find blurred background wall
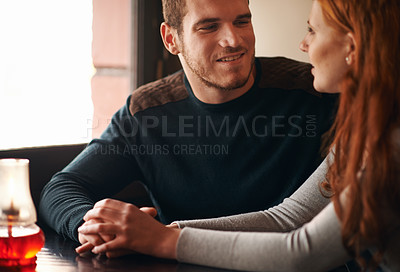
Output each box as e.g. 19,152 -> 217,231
250,0 -> 312,62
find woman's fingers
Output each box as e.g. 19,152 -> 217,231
166,223 -> 179,228
139,207 -> 157,217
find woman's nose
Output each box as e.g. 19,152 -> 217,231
299,37 -> 308,53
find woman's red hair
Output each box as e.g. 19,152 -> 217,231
318,0 -> 400,268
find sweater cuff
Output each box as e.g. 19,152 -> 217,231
68,205 -> 93,242
172,220 -> 189,229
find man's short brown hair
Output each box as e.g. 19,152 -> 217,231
162,0 -> 187,34
161,0 -> 250,34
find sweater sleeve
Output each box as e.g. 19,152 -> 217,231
175,155 -> 332,232
176,202 -> 351,272
39,101 -> 143,242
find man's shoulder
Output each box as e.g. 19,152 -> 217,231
257,57 -> 319,96
129,71 -> 188,115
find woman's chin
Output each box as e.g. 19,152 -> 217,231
313,82 -> 341,94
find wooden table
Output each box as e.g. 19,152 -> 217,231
1,227 -> 352,272
0,227 -> 245,272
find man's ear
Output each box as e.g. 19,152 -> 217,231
345,32 -> 356,65
160,22 -> 180,55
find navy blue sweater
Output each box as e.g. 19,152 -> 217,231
39,57 -> 337,241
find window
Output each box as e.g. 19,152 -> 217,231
0,0 -> 181,150
0,1 -> 93,150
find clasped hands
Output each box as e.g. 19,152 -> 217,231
75,198 -> 180,259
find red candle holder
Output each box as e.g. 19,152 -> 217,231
0,159 -> 45,267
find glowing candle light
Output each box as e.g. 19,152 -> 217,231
0,159 -> 45,267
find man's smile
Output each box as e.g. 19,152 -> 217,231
217,53 -> 244,62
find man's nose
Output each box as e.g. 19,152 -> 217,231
218,25 -> 241,48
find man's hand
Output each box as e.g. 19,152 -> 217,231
77,199 -> 180,259
76,200 -> 158,258
76,218 -> 109,254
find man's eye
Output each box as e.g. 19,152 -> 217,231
199,24 -> 218,31
235,20 -> 250,27
307,26 -> 314,34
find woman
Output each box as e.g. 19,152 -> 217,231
77,0 -> 400,271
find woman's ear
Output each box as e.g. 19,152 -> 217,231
160,22 -> 181,55
345,32 -> 356,65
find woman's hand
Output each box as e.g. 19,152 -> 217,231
77,199 -> 180,259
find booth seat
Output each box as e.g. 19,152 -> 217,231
0,143 -> 153,225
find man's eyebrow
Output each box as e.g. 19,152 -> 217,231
193,13 -> 252,28
236,13 -> 252,20
193,18 -> 220,29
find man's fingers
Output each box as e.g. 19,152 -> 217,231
100,233 -> 116,242
92,240 -> 120,255
106,249 -> 138,258
87,234 -> 105,246
78,223 -> 119,235
85,200 -> 142,223
76,242 -> 94,254
94,198 -> 132,210
84,207 -> 121,222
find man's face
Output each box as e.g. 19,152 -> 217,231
176,0 -> 255,91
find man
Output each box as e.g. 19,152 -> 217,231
40,0 -> 336,256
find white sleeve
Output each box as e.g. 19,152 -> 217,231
175,155 -> 331,232
177,202 -> 351,272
